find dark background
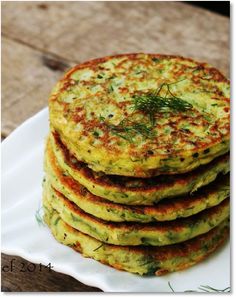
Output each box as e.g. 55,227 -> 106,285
185,1 -> 230,17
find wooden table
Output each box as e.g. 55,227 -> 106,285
2,1 -> 229,292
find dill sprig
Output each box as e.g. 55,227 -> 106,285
35,206 -> 45,227
98,80 -> 193,142
132,80 -> 193,125
168,282 -> 230,293
197,285 -> 231,293
108,120 -> 156,143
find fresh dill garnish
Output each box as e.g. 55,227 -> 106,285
168,281 -> 175,292
35,206 -> 45,227
98,79 -> 193,142
132,80 -> 192,125
168,282 -> 230,293
108,120 -> 156,143
197,285 -> 230,293
130,123 -> 156,138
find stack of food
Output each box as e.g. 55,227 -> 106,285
43,53 -> 230,276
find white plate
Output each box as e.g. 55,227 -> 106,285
1,108 -> 230,292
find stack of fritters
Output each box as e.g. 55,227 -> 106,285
43,54 -> 230,276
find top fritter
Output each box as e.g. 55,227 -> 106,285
49,53 -> 230,177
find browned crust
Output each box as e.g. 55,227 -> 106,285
62,53 -> 229,84
67,216 -> 229,256
52,130 -> 229,193
52,184 -> 229,233
47,136 -> 229,219
69,219 -> 229,275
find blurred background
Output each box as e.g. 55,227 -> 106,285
2,1 -> 230,138
2,1 -> 229,137
186,1 -> 230,16
2,0 -> 230,292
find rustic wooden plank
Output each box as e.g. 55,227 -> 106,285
2,36 -> 74,136
1,254 -> 102,292
2,1 -> 229,76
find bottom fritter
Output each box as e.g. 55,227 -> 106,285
43,196 -> 229,276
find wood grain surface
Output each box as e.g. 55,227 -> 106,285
1,253 -> 102,292
2,0 -> 229,292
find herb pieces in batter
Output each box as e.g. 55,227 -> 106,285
132,81 -> 193,125
99,115 -> 106,122
152,57 -> 160,63
92,130 -> 100,138
93,244 -> 104,252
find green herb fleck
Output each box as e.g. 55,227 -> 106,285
93,131 -> 100,138
152,57 -> 160,62
201,74 -> 213,80
71,212 -> 79,222
99,115 -> 105,122
54,217 -> 60,226
93,244 -> 104,252
108,84 -> 114,92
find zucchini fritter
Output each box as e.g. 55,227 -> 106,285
43,181 -> 229,246
49,54 -> 230,177
48,132 -> 229,205
43,197 -> 229,276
